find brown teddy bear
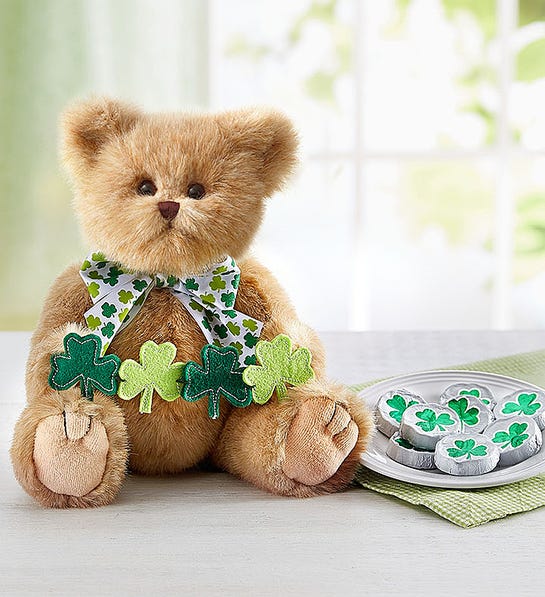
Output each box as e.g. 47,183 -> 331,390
10,98 -> 373,508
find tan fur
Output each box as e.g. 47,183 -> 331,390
11,98 -> 373,507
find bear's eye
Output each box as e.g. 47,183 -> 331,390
137,180 -> 157,196
187,183 -> 205,200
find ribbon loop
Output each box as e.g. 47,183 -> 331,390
80,253 -> 263,362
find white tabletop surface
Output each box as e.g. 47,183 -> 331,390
2,330 -> 545,596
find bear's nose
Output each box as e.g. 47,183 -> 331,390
157,201 -> 180,220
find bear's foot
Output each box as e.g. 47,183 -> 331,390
11,389 -> 128,508
282,397 -> 359,486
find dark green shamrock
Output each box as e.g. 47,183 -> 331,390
447,439 -> 487,459
213,324 -> 228,339
221,292 -> 235,307
244,332 -> 259,349
447,397 -> 479,428
101,322 -> 115,338
166,275 -> 177,287
48,333 -> 120,400
132,279 -> 148,292
101,303 -> 117,318
103,265 -> 124,286
502,393 -> 541,416
415,409 -> 456,432
394,437 -> 429,452
386,394 -> 419,423
181,344 -> 252,419
185,278 -> 199,291
492,422 -> 530,449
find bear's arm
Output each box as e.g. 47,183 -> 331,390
235,257 -> 326,373
25,263 -> 92,399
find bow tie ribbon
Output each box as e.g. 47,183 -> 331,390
80,252 -> 263,364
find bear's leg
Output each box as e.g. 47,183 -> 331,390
11,387 -> 128,508
212,378 -> 374,496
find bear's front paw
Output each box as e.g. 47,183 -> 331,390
33,411 -> 109,497
282,397 -> 359,486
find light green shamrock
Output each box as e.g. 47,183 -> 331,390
118,341 -> 184,414
242,334 -> 314,404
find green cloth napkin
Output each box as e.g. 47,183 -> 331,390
351,347 -> 545,528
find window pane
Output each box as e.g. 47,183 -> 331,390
254,160 -> 355,330
362,159 -> 496,328
512,157 -> 545,326
211,0 -> 357,154
362,0 -> 499,151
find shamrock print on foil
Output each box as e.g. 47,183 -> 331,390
446,439 -> 488,460
415,409 -> 456,432
48,333 -> 120,400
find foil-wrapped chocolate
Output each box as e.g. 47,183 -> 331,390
399,404 -> 461,450
375,388 -> 424,438
434,433 -> 500,476
439,383 -> 496,409
386,433 -> 436,470
493,389 -> 545,430
483,416 -> 543,466
445,395 -> 494,433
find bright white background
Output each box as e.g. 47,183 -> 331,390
1,0 -> 545,332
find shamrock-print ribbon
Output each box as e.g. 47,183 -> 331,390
80,252 -> 263,362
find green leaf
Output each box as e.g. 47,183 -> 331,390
210,275 -> 226,291
386,394 -> 418,423
242,334 -> 315,404
517,38 -> 545,82
49,333 -> 120,400
118,341 -> 184,413
181,344 -> 252,419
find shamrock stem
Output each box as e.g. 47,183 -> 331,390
277,381 -> 288,401
208,391 -> 220,419
81,379 -> 94,401
140,386 -> 154,414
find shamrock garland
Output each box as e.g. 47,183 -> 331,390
48,333 -> 120,400
181,344 -> 253,419
48,332 -> 315,416
118,341 -> 184,414
242,334 -> 315,404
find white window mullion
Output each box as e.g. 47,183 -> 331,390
349,0 -> 370,331
493,0 -> 518,329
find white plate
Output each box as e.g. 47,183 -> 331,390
358,370 -> 545,488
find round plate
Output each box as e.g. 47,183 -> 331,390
358,370 -> 545,488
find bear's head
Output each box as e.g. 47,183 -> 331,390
61,97 -> 298,276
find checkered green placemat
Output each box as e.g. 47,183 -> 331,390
351,348 -> 545,528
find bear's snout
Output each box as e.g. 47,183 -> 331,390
158,201 -> 180,220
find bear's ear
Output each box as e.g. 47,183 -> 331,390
221,109 -> 299,196
61,97 -> 141,175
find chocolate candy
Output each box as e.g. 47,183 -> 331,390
434,433 -> 500,476
386,433 -> 436,470
375,388 -> 424,438
445,395 -> 494,433
440,383 -> 496,409
400,404 -> 461,450
483,417 -> 543,466
493,389 -> 545,430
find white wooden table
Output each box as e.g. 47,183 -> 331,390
2,330 -> 545,596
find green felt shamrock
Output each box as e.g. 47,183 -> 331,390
447,439 -> 488,460
415,408 -> 456,432
181,344 -> 252,419
118,341 -> 184,414
492,422 -> 530,449
48,333 -> 120,400
502,393 -> 541,416
242,334 -> 315,404
386,394 -> 419,423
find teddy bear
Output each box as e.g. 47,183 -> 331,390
10,97 -> 373,508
